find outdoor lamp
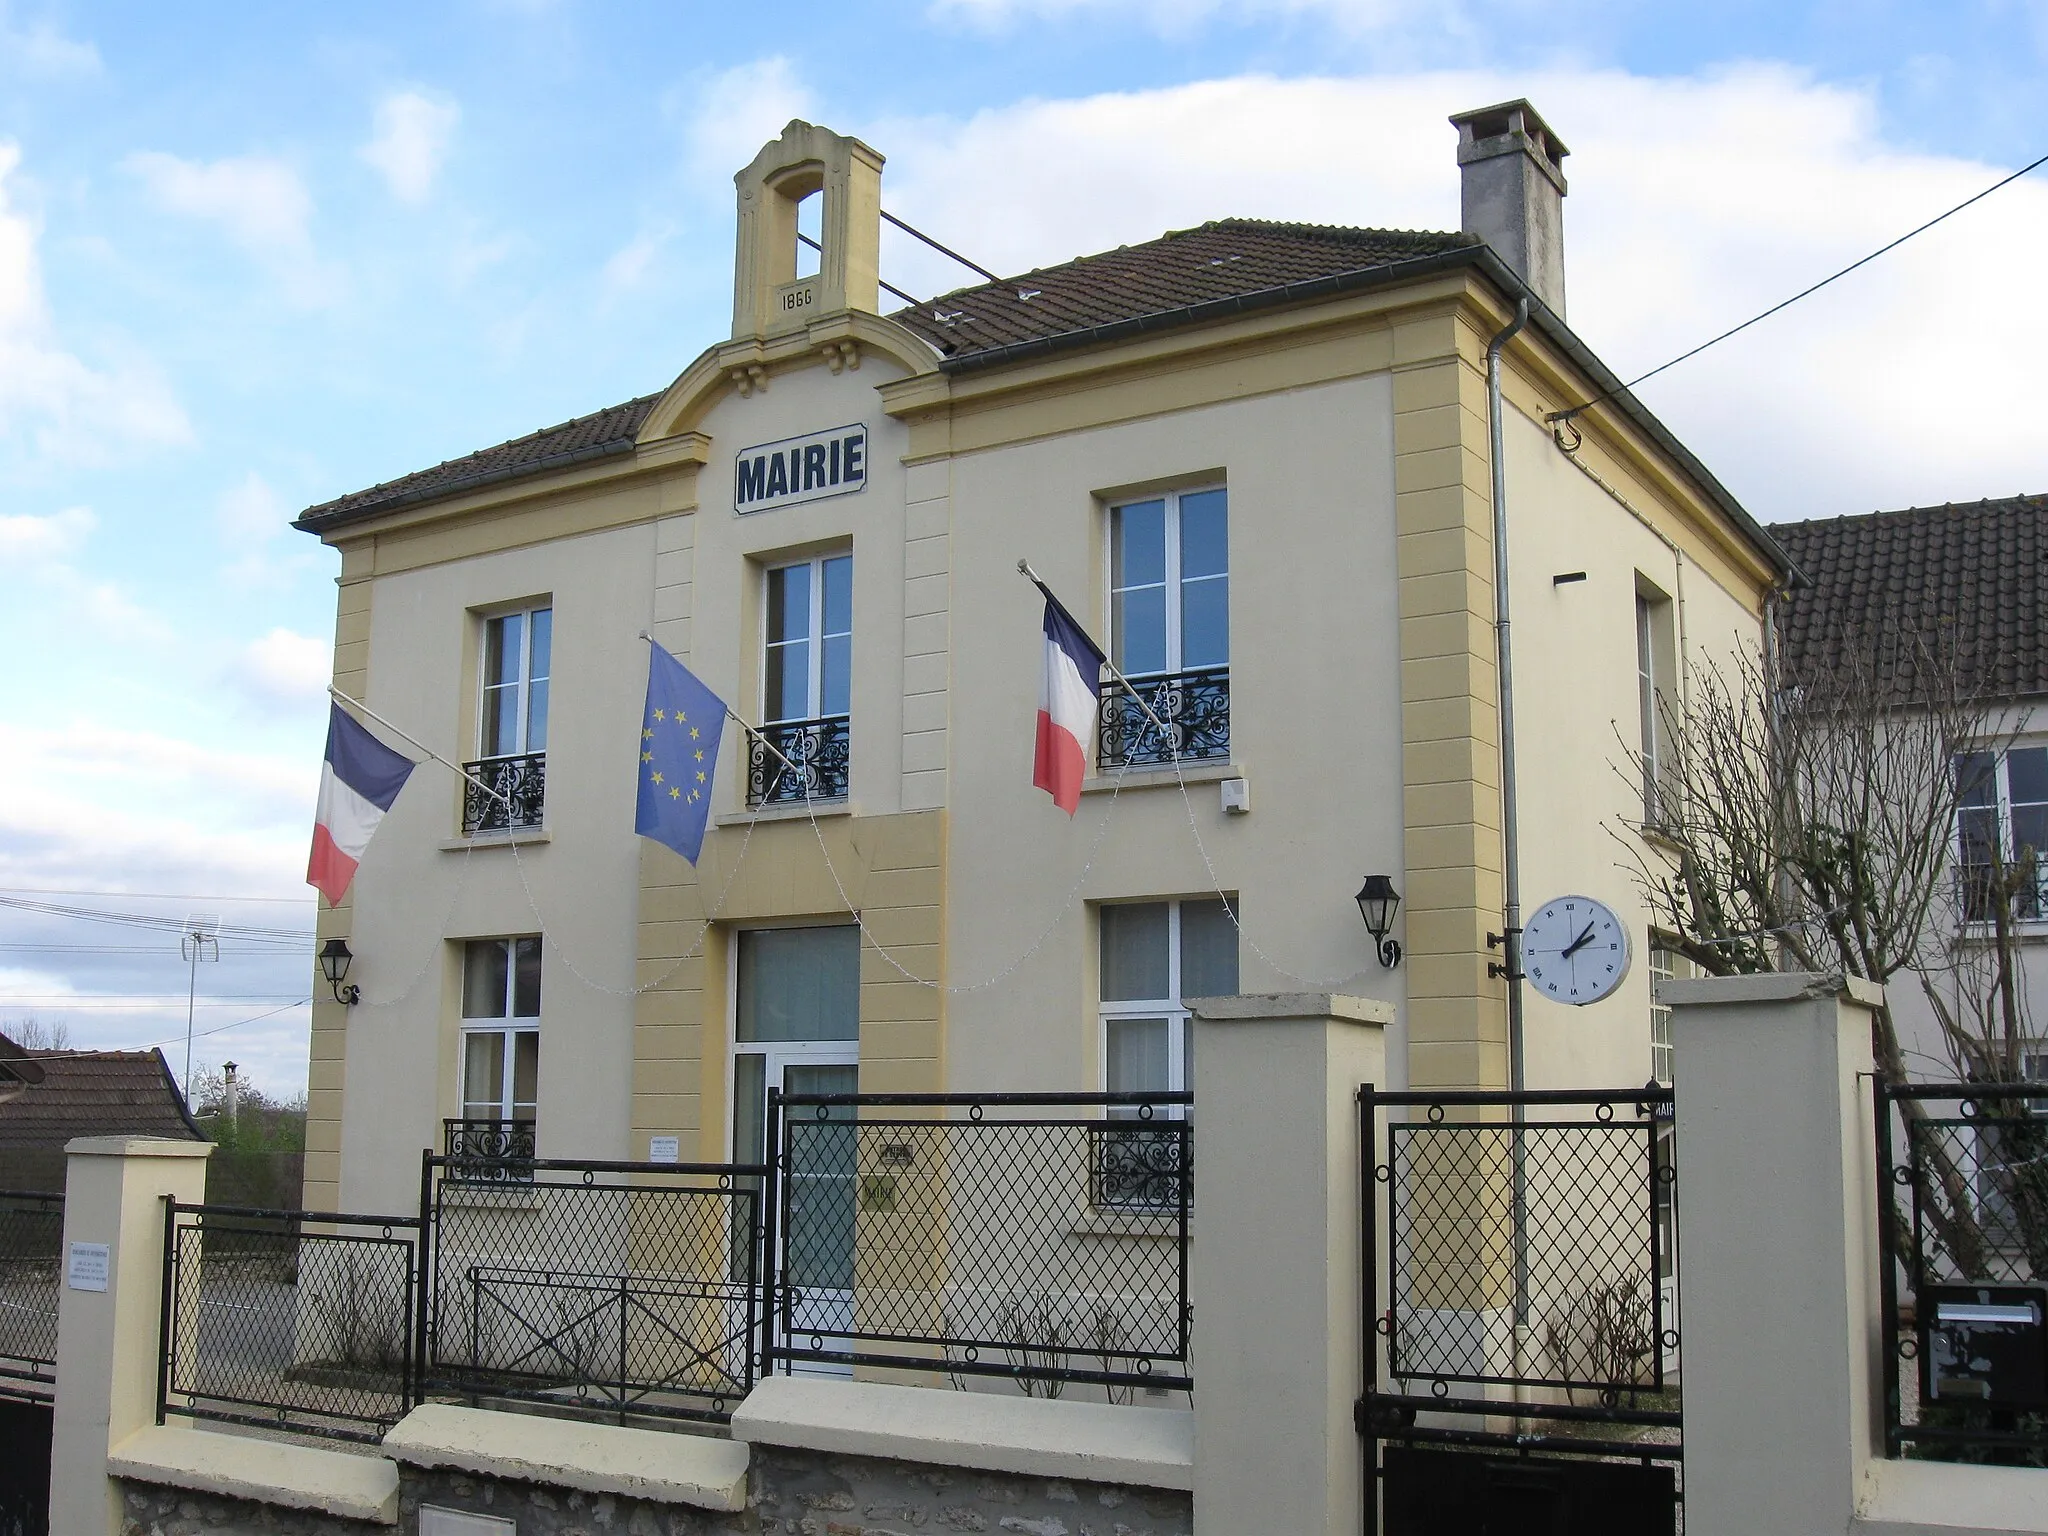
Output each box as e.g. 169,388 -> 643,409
1355,875 -> 1402,969
319,938 -> 361,1006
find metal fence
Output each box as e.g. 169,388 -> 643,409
0,1192 -> 62,1403
421,1154 -> 767,1426
157,1202 -> 420,1442
1876,1080 -> 2048,1466
768,1090 -> 1192,1395
1360,1086 -> 1681,1536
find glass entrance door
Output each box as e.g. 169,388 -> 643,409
731,926 -> 859,1373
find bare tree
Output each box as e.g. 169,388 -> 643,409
4,1017 -> 71,1051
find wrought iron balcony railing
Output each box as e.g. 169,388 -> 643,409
1957,858 -> 2047,924
443,1118 -> 536,1182
748,715 -> 850,807
462,752 -> 546,835
1088,1121 -> 1193,1213
1098,668 -> 1229,770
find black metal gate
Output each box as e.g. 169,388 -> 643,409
1358,1087 -> 1681,1536
0,1399 -> 50,1536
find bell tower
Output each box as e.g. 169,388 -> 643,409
732,120 -> 884,342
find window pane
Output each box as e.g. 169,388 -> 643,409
1957,752 -> 1999,807
1179,899 -> 1240,1000
765,640 -> 809,722
737,926 -> 861,1041
462,940 -> 509,1019
512,937 -> 542,1017
511,1031 -> 539,1119
1180,575 -> 1229,669
527,608 -> 551,682
525,678 -> 549,752
483,684 -> 519,757
767,564 -> 810,645
1960,806 -> 2001,864
2009,747 -> 2048,807
822,556 -> 852,637
462,1031 -> 505,1118
1100,903 -> 1170,1001
1112,501 -> 1166,589
486,614 -> 521,687
732,1053 -> 767,1164
1179,489 -> 1228,579
2013,804 -> 2048,861
1111,586 -> 1167,676
821,634 -> 851,717
1107,1017 -> 1169,1094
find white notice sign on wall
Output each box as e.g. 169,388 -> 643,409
648,1136 -> 680,1164
67,1241 -> 110,1292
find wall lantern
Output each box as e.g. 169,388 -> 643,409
1355,875 -> 1403,969
318,938 -> 361,1007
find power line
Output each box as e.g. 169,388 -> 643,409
0,895 -> 310,944
139,998 -> 311,1051
0,887 -> 314,904
1551,147 -> 2048,424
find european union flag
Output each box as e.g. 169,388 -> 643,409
635,644 -> 727,864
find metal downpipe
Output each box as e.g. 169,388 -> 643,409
1488,296 -> 1531,1092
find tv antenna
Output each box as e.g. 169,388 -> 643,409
179,914 -> 220,1104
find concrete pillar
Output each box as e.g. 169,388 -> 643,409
1189,992 -> 1392,1536
50,1135 -> 212,1536
1660,972 -> 1882,1536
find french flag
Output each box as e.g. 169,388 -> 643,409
1033,597 -> 1106,815
307,702 -> 418,905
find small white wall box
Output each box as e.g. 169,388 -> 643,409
420,1508 -> 515,1536
1922,1283 -> 2048,1407
1220,777 -> 1250,815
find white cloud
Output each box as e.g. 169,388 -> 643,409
0,504 -> 93,562
126,149 -> 337,304
233,628 -> 330,706
682,57 -> 817,189
216,470 -> 284,544
0,7 -> 101,77
0,142 -> 189,457
601,230 -> 662,293
361,90 -> 460,205
868,66 -> 2048,520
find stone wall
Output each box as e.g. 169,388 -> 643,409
118,1481 -> 386,1536
121,1446 -> 1192,1536
403,1446 -> 1190,1536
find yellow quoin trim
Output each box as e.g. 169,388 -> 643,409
631,810 -> 947,1162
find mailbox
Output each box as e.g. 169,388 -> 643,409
1921,1283 -> 2048,1409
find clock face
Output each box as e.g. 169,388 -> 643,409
1522,895 -> 1631,1006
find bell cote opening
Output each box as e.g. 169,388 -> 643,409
732,121 -> 884,341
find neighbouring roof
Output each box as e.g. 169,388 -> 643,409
1771,495 -> 2048,701
292,218 -> 1787,577
0,1048 -> 204,1150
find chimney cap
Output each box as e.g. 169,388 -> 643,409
1449,98 -> 1569,189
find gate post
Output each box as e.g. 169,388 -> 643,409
1188,992 -> 1392,1536
1660,972 -> 1883,1536
49,1135 -> 212,1536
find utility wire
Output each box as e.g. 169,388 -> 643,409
0,887 -> 313,904
139,998 -> 310,1052
1551,147 -> 2048,424
0,894 -> 310,945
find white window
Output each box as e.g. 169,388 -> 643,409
1956,746 -> 2048,922
1108,488 -> 1228,679
1098,898 -> 1238,1112
764,555 -> 852,725
460,938 -> 540,1124
481,605 -> 551,759
1648,943 -> 1689,1087
1636,592 -> 1672,825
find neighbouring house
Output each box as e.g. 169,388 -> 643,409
289,104 -> 1789,1240
0,1036 -> 204,1193
1771,493 -> 2048,1081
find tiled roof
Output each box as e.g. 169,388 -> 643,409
294,393 -> 662,532
885,219 -> 1478,362
0,1048 -> 204,1150
1770,495 -> 2048,700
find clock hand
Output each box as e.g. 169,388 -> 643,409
1560,922 -> 1597,959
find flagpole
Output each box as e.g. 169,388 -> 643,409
1015,559 -> 1175,743
634,632 -> 805,783
326,685 -> 514,812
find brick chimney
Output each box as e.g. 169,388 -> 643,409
1449,99 -> 1569,316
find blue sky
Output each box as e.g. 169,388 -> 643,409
4,0 -> 2047,1098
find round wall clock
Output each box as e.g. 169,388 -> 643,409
1521,894 -> 1631,1006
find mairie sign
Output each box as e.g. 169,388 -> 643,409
734,423 -> 867,515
